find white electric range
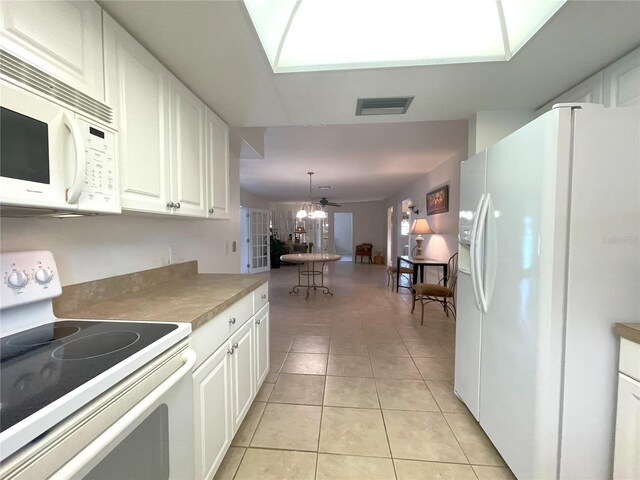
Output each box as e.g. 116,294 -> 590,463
0,251 -> 195,479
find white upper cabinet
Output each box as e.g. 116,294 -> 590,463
603,48 -> 640,108
103,14 -> 171,214
102,5 -> 232,219
169,77 -> 207,218
538,46 -> 639,115
205,109 -> 231,219
0,0 -> 104,100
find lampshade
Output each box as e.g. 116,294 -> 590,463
409,218 -> 433,260
409,218 -> 434,235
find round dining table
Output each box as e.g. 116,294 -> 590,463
280,253 -> 341,299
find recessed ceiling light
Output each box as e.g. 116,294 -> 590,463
243,0 -> 566,73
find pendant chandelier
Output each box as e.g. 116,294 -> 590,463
296,172 -> 327,219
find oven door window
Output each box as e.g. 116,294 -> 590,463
0,107 -> 50,184
83,404 -> 170,480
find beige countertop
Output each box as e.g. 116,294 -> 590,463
60,273 -> 269,330
614,323 -> 640,344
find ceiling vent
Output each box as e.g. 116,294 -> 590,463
356,96 -> 414,116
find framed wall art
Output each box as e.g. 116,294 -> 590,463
426,185 -> 449,215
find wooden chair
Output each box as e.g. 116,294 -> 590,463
411,253 -> 458,325
355,243 -> 373,263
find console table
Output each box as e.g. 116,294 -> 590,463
280,253 -> 341,299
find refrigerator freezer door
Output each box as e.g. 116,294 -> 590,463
454,150 -> 487,420
480,107 -> 573,480
560,106 -> 640,480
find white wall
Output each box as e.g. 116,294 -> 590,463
468,110 -> 535,157
0,153 -> 243,286
240,188 -> 274,210
384,152 -> 466,283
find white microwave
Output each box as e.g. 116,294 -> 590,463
0,78 -> 120,216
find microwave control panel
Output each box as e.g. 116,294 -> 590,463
77,118 -> 119,214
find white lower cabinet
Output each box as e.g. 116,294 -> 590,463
613,373 -> 640,479
254,304 -> 270,388
193,341 -> 232,480
230,319 -> 255,431
191,284 -> 269,480
613,337 -> 640,479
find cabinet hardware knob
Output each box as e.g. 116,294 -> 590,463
166,201 -> 175,208
227,347 -> 235,355
229,317 -> 236,324
256,319 -> 261,325
232,342 -> 239,349
261,294 -> 267,299
209,208 -> 214,213
175,202 -> 181,209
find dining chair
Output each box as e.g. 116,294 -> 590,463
386,266 -> 414,291
411,252 -> 458,324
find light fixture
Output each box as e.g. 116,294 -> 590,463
409,218 -> 434,260
408,204 -> 419,215
243,0 -> 567,73
296,172 -> 327,219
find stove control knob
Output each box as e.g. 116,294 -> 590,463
34,268 -> 53,285
7,270 -> 29,289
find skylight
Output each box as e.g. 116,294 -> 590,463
243,0 -> 566,73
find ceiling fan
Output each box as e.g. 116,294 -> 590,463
306,172 -> 341,208
319,197 -> 341,207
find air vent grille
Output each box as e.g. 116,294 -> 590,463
0,49 -> 113,124
356,96 -> 414,116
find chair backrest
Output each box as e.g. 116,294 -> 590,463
446,252 -> 459,294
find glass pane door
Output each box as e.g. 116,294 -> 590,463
249,208 -> 270,273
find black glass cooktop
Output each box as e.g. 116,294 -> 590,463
0,320 -> 178,432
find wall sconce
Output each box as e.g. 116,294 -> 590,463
408,204 -> 419,215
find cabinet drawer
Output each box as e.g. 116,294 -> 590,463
253,282 -> 269,312
191,294 -> 253,369
620,338 -> 640,382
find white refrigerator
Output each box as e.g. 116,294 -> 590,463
455,104 -> 640,480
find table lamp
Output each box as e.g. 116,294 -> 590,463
409,218 -> 434,260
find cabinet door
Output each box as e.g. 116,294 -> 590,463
613,373 -> 640,479
0,0 -> 104,99
230,320 -> 255,431
103,14 -> 172,215
193,342 -> 233,480
254,304 -> 270,388
170,78 -> 207,217
205,108 -> 230,219
603,47 -> 640,108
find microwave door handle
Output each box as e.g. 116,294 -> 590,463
63,113 -> 86,205
49,349 -> 196,480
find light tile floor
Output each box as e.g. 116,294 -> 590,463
215,262 -> 516,480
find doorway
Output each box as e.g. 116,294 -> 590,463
240,206 -> 271,274
386,206 -> 394,266
333,212 -> 353,262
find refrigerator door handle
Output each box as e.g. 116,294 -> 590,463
469,194 -> 485,310
474,192 -> 491,314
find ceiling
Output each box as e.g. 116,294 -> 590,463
99,1 -> 640,203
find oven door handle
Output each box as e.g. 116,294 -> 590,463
50,349 -> 196,480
